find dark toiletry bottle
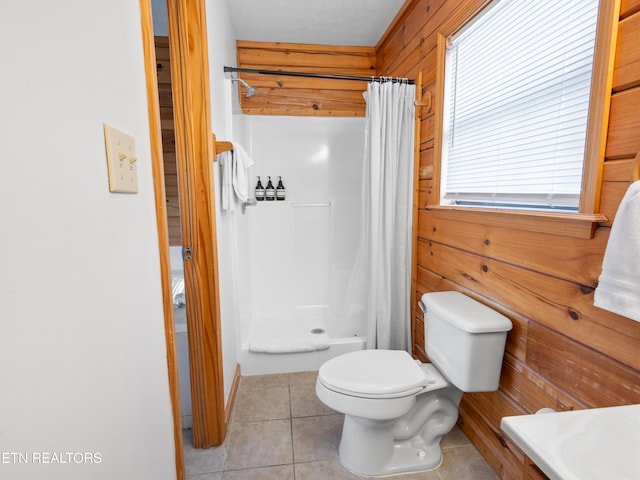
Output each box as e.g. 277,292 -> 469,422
255,177 -> 265,201
265,176 -> 275,201
276,176 -> 286,201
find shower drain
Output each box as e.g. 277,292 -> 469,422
310,328 -> 325,334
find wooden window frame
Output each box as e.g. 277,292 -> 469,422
431,0 -> 621,239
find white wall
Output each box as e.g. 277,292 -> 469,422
0,2 -> 176,479
238,116 -> 365,336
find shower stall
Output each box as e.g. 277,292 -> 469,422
229,114 -> 368,375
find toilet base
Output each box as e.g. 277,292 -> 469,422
338,386 -> 463,476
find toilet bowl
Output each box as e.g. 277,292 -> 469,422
316,291 -> 512,476
316,349 -> 461,475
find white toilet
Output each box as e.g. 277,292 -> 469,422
316,291 -> 512,476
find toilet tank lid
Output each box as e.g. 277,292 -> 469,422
422,291 -> 512,333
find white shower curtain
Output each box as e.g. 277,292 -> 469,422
343,80 -> 416,351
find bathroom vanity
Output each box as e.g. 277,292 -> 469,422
501,404 -> 640,480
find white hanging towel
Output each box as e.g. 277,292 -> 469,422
594,180 -> 640,322
231,141 -> 254,204
219,142 -> 254,211
219,150 -> 235,211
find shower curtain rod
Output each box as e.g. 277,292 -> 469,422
224,66 -> 414,85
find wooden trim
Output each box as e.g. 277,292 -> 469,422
425,206 -> 607,239
410,72 -> 423,356
415,92 -> 431,112
633,150 -> 640,181
440,0 -> 494,38
236,39 -> 376,56
139,0 -> 185,477
431,33 -> 448,204
432,0 -> 617,221
525,459 -> 550,480
215,140 -> 233,156
225,364 -> 242,425
167,0 -> 226,448
580,0 -> 622,213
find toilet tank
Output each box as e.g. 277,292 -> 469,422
422,291 -> 512,392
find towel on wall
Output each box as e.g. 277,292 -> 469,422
219,141 -> 254,211
594,180 -> 640,322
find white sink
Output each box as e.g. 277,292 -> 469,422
501,404 -> 640,480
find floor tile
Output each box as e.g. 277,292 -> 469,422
225,419 -> 293,470
441,425 -> 472,449
233,385 -> 290,422
294,459 -> 366,480
380,469 -> 440,480
287,370 -> 317,387
390,469 -> 441,479
296,458 -> 444,480
436,445 -> 499,480
238,373 -> 289,390
183,371 -> 499,480
183,429 -> 226,476
292,414 -> 343,463
290,382 -> 336,417
222,464 -> 295,480
187,473 -> 223,480
295,458 -> 442,479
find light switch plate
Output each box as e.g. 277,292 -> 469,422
103,123 -> 138,193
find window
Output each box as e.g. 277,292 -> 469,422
440,0 -> 600,212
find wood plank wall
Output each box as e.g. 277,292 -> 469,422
235,41 -> 375,116
375,1 -> 640,479
155,36 -> 182,246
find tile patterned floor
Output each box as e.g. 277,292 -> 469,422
183,371 -> 499,480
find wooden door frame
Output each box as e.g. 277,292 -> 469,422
140,0 -> 225,476
138,0 -> 186,478
166,0 -> 226,449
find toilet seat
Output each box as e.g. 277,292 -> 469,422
318,349 -> 432,399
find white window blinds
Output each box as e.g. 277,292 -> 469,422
441,0 -> 600,211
